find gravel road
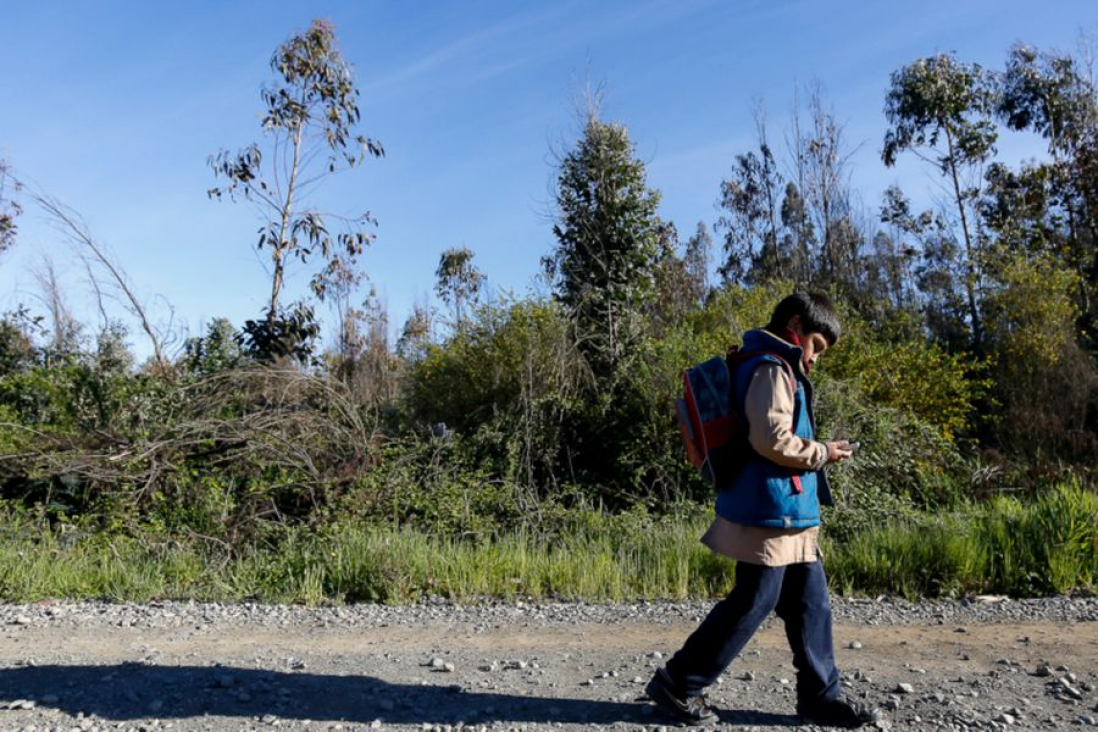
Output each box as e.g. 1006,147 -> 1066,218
1,596 -> 1096,731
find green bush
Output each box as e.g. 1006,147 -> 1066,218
818,378 -> 971,509
404,297 -> 589,496
341,434 -> 529,538
983,253 -> 1098,469
819,306 -> 985,444
405,297 -> 585,433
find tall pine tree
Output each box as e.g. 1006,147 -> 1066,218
546,109 -> 661,378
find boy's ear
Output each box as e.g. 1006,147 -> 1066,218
785,314 -> 802,333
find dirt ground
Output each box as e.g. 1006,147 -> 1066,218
1,606 -> 1096,730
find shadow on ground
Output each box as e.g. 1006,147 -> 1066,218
0,663 -> 802,727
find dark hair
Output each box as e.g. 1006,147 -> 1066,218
766,292 -> 842,345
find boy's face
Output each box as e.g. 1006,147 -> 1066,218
799,331 -> 829,372
788,315 -> 829,372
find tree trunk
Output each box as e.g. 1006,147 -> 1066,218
944,122 -> 984,355
270,251 -> 284,326
270,124 -> 305,327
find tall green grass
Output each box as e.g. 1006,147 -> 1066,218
825,481 -> 1097,598
0,483 -> 1093,604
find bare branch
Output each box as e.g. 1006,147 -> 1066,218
30,190 -> 171,373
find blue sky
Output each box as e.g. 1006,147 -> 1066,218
2,0 -> 1096,359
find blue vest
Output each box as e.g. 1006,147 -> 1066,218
714,329 -> 834,528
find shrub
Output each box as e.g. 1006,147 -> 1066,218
819,307 -> 984,443
404,297 -> 588,495
341,434 -> 529,538
983,253 -> 1098,469
817,378 -> 971,509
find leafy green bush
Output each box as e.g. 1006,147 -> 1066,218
819,307 -> 984,443
341,435 -> 528,538
817,378 -> 971,509
404,297 -> 589,494
982,252 -> 1098,469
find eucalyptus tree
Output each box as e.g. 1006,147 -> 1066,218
323,252 -> 368,367
796,90 -> 862,294
396,299 -> 432,362
714,107 -> 787,285
778,182 -> 815,287
995,43 -> 1098,337
683,221 -> 713,306
435,246 -> 486,329
651,220 -> 695,329
883,53 -> 998,353
720,90 -> 862,293
877,185 -> 929,313
716,140 -> 783,284
208,19 -> 384,335
999,43 -> 1098,190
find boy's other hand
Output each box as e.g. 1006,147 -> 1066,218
826,440 -> 854,464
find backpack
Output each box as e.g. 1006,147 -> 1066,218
675,345 -> 795,488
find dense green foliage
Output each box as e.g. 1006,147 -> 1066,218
1,31 -> 1096,601
546,110 -> 662,379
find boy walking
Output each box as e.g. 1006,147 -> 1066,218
647,293 -> 875,728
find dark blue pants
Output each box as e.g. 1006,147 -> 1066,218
665,560 -> 841,702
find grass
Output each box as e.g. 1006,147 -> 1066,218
825,481 -> 1098,598
0,483 -> 1094,604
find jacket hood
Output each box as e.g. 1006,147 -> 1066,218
742,329 -> 807,377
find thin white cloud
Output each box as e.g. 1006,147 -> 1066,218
648,136 -> 754,176
365,5 -> 568,91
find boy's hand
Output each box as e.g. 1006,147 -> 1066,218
826,440 -> 854,464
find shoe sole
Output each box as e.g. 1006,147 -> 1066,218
644,674 -> 718,726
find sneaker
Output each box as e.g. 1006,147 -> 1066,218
644,667 -> 718,725
796,696 -> 879,728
